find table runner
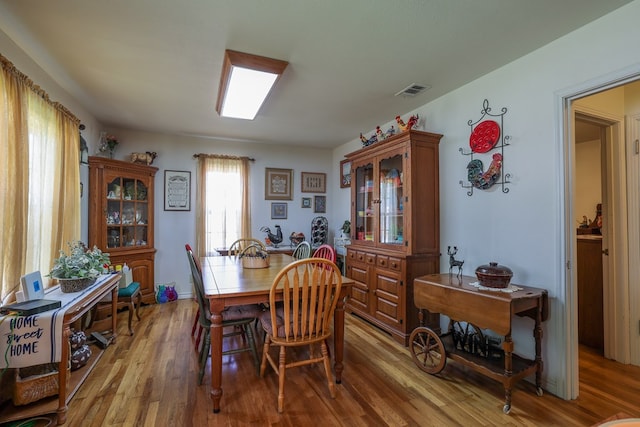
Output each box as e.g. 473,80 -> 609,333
0,274 -> 112,369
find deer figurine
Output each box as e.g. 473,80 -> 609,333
448,246 -> 464,277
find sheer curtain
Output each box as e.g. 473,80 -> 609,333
195,155 -> 251,257
0,54 -> 80,301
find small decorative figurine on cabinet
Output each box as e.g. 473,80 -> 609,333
448,246 -> 464,277
395,114 -> 419,132
130,151 -> 158,165
360,132 -> 377,147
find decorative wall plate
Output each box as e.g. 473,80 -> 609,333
469,120 -> 500,153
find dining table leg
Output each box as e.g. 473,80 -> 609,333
333,291 -> 347,383
209,299 -> 225,413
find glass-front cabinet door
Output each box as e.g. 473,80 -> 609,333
353,160 -> 375,245
378,152 -> 404,247
105,175 -> 150,249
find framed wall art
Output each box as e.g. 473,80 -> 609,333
340,159 -> 351,188
265,168 -> 293,200
301,197 -> 312,208
314,195 -> 326,213
164,170 -> 191,211
301,172 -> 326,193
271,202 -> 288,219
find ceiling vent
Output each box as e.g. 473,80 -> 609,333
395,83 -> 431,97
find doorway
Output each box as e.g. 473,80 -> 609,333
565,79 -> 640,400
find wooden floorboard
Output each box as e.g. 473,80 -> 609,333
24,299 -> 640,426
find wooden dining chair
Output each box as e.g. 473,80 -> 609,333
312,244 -> 336,263
185,245 -> 262,382
259,258 -> 343,413
185,244 -> 206,351
291,241 -> 311,259
228,238 -> 266,258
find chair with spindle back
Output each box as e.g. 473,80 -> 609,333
259,258 -> 343,412
291,241 -> 311,260
312,244 -> 336,263
228,238 -> 266,258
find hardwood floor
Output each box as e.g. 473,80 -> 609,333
57,299 -> 640,426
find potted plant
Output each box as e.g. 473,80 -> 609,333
340,220 -> 351,238
49,241 -> 111,293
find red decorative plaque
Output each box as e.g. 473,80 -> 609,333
469,120 -> 500,153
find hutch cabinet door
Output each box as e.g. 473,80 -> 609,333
372,267 -> 404,328
376,147 -> 407,252
351,158 -> 376,247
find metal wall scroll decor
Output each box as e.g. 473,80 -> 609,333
459,99 -> 511,196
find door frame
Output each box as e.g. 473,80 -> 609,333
627,113 -> 640,366
557,67 -> 639,400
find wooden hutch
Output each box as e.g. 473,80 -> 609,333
88,157 -> 158,304
345,129 -> 442,345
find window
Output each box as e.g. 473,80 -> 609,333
1,54 -> 81,301
195,156 -> 251,256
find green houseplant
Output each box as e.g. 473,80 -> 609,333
340,220 -> 351,238
49,241 -> 111,292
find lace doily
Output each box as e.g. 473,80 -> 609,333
469,281 -> 522,293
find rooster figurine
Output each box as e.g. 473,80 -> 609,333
467,153 -> 503,190
260,225 -> 283,247
360,132 -> 377,147
385,125 -> 396,138
395,114 -> 419,132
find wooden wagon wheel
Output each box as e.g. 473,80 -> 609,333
409,327 -> 446,374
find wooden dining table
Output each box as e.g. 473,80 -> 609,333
200,253 -> 354,413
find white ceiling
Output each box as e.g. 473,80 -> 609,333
0,0 -> 633,148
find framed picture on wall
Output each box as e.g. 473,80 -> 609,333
301,197 -> 312,208
314,195 -> 326,213
164,170 -> 191,211
340,159 -> 351,188
301,172 -> 326,193
265,168 -> 293,200
271,202 -> 288,219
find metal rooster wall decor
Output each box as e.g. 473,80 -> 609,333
459,99 -> 511,196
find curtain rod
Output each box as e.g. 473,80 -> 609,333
193,154 -> 255,161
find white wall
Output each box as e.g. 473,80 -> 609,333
332,0 -> 640,399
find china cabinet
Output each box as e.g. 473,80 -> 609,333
88,157 -> 158,303
344,130 -> 442,345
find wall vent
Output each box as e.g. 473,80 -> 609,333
395,83 -> 431,97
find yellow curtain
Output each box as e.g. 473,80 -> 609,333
0,54 -> 80,301
195,155 -> 251,257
